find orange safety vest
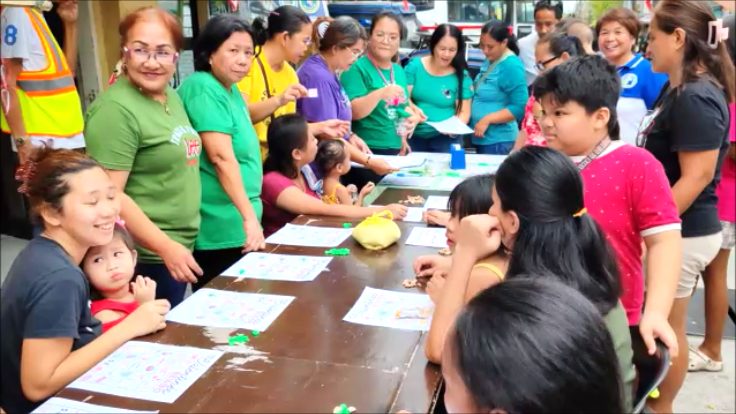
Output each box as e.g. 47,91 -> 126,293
0,6 -> 84,137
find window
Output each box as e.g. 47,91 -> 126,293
515,0 -> 535,24
448,1 -> 510,24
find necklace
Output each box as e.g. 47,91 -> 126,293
131,78 -> 170,116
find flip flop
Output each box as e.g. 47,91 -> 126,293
688,346 -> 723,372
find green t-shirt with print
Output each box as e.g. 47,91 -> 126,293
405,57 -> 473,139
177,71 -> 263,250
85,77 -> 202,263
340,55 -> 410,150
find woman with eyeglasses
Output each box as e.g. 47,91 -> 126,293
85,7 -> 204,308
296,16 -> 396,179
176,15 -> 266,292
340,11 -> 426,189
511,31 -> 585,151
238,5 -> 348,162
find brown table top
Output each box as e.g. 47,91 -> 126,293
57,188 -> 451,413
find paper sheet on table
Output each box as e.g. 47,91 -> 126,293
222,253 -> 332,282
68,342 -> 222,404
426,116 -> 474,135
343,287 -> 434,331
405,227 -> 449,248
424,196 -> 450,210
32,398 -> 159,414
436,176 -> 465,191
351,154 -> 426,170
266,224 -> 353,247
402,207 -> 425,222
166,288 -> 295,331
379,174 -> 435,188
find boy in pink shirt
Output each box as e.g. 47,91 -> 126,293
690,103 -> 736,373
532,55 -> 682,353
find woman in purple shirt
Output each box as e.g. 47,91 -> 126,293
297,17 -> 395,178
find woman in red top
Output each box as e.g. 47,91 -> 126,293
83,223 -> 157,332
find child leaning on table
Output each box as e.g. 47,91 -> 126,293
314,139 -> 375,206
413,174 -> 508,304
82,221 -> 158,333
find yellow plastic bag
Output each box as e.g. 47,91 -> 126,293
352,211 -> 401,251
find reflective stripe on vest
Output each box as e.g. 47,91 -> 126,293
0,7 -> 83,137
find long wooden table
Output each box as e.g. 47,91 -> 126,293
55,189 -> 451,413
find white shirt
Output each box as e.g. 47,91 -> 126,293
1,7 -> 85,150
517,31 -> 539,87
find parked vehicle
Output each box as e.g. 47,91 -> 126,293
327,1 -> 422,49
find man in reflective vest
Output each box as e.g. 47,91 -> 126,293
1,1 -> 84,165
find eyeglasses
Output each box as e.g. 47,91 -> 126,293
347,48 -> 364,59
535,55 -> 559,71
123,47 -> 179,65
373,32 -> 400,44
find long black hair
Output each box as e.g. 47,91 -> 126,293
448,174 -> 495,219
252,5 -> 311,47
481,20 -> 520,56
452,278 -> 625,413
193,14 -> 255,72
263,114 -> 310,179
494,146 -> 621,315
429,24 -> 468,114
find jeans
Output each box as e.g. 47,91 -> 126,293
192,248 -> 244,292
136,262 -> 187,308
475,141 -> 514,155
410,135 -> 463,153
344,148 -> 401,190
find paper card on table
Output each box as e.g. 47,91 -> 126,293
405,227 -> 448,248
32,398 -> 159,414
436,176 -> 464,191
351,154 -> 426,170
266,224 -> 353,247
424,196 -> 450,210
402,207 -> 425,223
221,253 -> 332,281
67,342 -> 222,404
343,287 -> 434,331
379,174 -> 434,188
426,116 -> 474,135
307,88 -> 319,98
166,288 -> 295,331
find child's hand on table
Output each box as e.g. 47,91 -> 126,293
359,182 -> 375,196
423,210 -> 450,227
121,299 -> 170,337
132,276 -> 157,304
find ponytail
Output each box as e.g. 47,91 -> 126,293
252,5 -> 311,48
252,17 -> 268,47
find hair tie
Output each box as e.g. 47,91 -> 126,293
15,160 -> 37,195
508,26 -> 514,36
707,19 -> 730,49
317,21 -> 330,39
270,11 -> 280,16
573,207 -> 587,218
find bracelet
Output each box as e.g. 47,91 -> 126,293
365,155 -> 371,166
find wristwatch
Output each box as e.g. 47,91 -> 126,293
13,135 -> 28,148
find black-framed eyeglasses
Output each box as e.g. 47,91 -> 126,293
535,55 -> 559,71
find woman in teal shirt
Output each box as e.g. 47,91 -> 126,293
340,11 -> 424,187
177,15 -> 264,291
406,24 -> 473,153
471,21 -> 529,155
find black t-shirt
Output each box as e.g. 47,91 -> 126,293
0,237 -> 102,414
638,78 -> 730,238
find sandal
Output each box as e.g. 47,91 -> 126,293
688,346 -> 723,372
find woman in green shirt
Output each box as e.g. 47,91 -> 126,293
340,11 -> 425,188
177,15 -> 265,291
85,7 -> 203,307
406,24 -> 473,153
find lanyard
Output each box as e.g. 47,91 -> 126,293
577,137 -> 612,172
367,53 -> 394,86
